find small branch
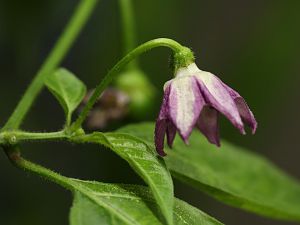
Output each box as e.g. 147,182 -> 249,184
3,0 -> 99,130
119,0 -> 137,54
119,0 -> 138,69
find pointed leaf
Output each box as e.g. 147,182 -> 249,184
74,132 -> 174,225
118,122 -> 300,222
46,68 -> 86,124
69,181 -> 223,225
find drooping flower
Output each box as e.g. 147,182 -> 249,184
155,63 -> 257,156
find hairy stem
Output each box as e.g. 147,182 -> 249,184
71,38 -> 187,131
0,130 -> 68,145
4,146 -> 136,222
3,0 -> 99,130
5,147 -> 75,191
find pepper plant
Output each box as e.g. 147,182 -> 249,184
1,1 -> 300,225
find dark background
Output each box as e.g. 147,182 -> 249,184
0,0 -> 300,224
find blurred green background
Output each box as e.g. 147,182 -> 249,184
0,0 -> 300,224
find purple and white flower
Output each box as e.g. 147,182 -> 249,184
155,63 -> 257,156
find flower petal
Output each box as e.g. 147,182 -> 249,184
157,84 -> 171,120
154,84 -> 171,156
197,106 -> 220,146
154,119 -> 167,156
196,72 -> 245,134
168,76 -> 205,142
223,84 -> 257,134
166,122 -> 176,147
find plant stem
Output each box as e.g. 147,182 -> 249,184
119,0 -> 138,69
5,146 -> 135,221
5,147 -> 75,191
71,38 -> 186,131
3,0 -> 99,130
0,130 -> 68,145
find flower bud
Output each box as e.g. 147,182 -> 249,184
115,68 -> 157,120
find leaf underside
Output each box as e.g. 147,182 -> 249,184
118,122 -> 300,222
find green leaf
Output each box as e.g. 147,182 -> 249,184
45,68 -> 86,125
74,132 -> 174,225
69,180 -> 223,225
118,122 -> 300,222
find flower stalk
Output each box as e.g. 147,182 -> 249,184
71,38 -> 194,132
114,0 -> 158,119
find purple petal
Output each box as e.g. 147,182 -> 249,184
154,84 -> 172,156
166,122 -> 176,147
197,106 -> 220,146
157,84 -> 171,120
168,76 -> 205,142
154,119 -> 167,156
195,72 -> 245,134
222,84 -> 257,134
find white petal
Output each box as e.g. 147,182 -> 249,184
168,76 -> 204,140
195,71 -> 245,133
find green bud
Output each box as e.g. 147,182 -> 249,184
115,68 -> 157,120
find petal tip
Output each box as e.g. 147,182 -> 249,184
240,126 -> 246,135
234,122 -> 246,135
178,130 -> 192,145
157,148 -> 167,157
251,122 -> 258,135
206,137 -> 220,147
183,137 -> 190,145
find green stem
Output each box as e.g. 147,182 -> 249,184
0,130 -> 68,145
3,0 -> 99,130
119,0 -> 136,54
119,0 -> 138,69
5,147 -> 74,191
5,146 -> 137,223
71,38 -> 187,131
